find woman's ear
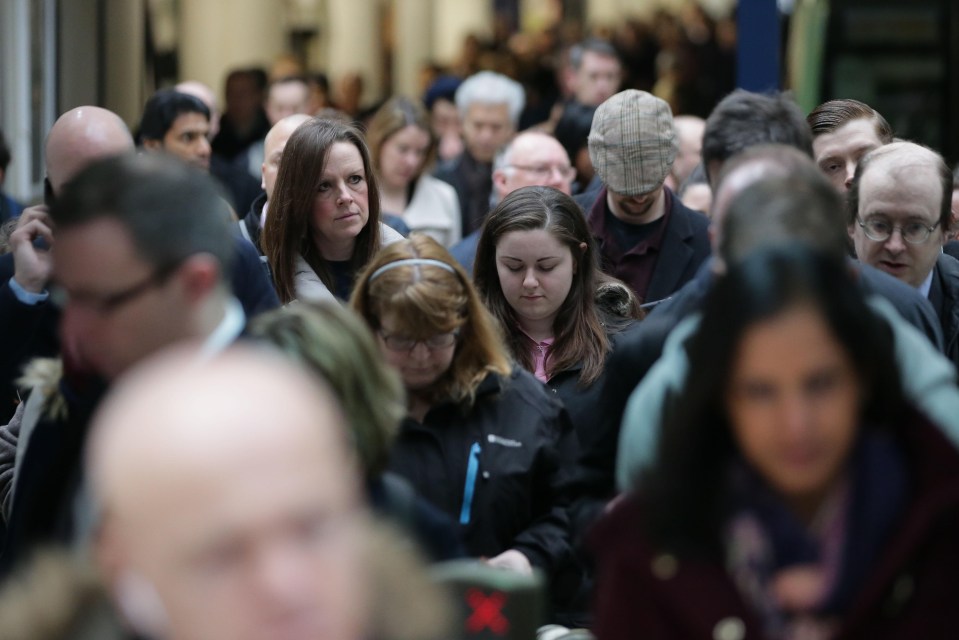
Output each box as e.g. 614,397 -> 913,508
578,242 -> 588,254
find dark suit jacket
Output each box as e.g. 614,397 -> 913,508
583,187 -> 711,306
434,151 -> 493,236
929,253 -> 959,369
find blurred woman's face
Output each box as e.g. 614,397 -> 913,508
311,142 -> 370,261
378,125 -> 430,191
376,312 -> 457,392
726,304 -> 861,514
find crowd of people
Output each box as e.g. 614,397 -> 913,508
0,26 -> 957,640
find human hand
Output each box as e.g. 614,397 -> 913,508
10,205 -> 54,293
485,549 -> 533,576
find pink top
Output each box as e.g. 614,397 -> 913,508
529,337 -> 555,383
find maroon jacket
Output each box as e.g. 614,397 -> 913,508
589,411 -> 959,639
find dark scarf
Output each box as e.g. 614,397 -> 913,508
723,431 -> 908,638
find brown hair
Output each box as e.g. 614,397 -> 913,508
474,186 -> 615,387
366,97 -> 436,183
350,235 -> 511,406
249,302 -> 406,479
807,98 -> 893,143
262,118 -> 382,303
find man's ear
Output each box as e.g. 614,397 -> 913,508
142,138 -> 163,152
176,254 -> 221,304
492,169 -> 508,194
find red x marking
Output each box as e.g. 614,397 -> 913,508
465,588 -> 509,635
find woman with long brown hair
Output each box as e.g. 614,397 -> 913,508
262,118 -> 402,303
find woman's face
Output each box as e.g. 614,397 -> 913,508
311,142 -> 370,260
378,125 -> 430,191
377,312 -> 457,392
726,304 -> 862,511
495,228 -> 575,336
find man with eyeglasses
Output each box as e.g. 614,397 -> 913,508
0,154 -> 245,576
579,90 -> 710,306
849,141 -> 959,367
450,131 -> 575,273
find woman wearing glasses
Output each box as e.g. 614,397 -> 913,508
591,246 -> 959,639
366,97 -> 461,247
350,234 -> 580,581
262,118 -> 402,304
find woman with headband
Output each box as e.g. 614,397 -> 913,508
262,118 -> 403,304
350,234 -> 580,592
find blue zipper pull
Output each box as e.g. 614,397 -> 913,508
459,442 -> 482,525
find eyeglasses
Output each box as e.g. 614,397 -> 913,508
378,329 -> 460,352
856,217 -> 939,245
50,264 -> 180,315
507,164 -> 576,182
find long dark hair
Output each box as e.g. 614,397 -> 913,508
262,118 -> 382,303
474,186 -> 611,387
641,245 -> 906,557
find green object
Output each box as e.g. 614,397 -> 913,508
431,560 -> 546,640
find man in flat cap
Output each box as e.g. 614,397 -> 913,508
577,90 -> 710,307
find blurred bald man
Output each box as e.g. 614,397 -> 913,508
450,131 -> 575,272
238,113 -> 311,257
666,115 -> 705,192
88,347 -> 370,640
0,108 -> 134,426
0,106 -> 277,428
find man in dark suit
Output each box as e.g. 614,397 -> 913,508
576,90 -> 711,307
849,141 -> 959,368
1,154 -> 246,575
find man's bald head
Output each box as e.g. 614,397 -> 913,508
492,131 -> 574,200
45,107 -> 133,194
88,346 -> 367,640
710,144 -> 822,259
671,115 -> 706,188
261,114 -> 313,199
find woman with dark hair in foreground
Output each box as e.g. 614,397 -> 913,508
591,246 -> 959,639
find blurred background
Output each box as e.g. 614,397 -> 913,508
1,0 -> 957,204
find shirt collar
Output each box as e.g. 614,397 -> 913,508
918,269 -> 934,299
199,296 -> 246,359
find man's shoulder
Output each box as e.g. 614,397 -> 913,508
937,253 -> 959,281
433,155 -> 465,183
667,189 -> 710,236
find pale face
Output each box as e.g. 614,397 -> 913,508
53,218 -> 191,379
266,82 -> 310,125
813,118 -> 885,193
851,161 -> 944,288
495,229 -> 575,338
378,125 -> 431,191
727,305 -> 861,513
261,119 -> 309,199
573,51 -> 622,107
494,135 -> 574,199
377,313 -> 456,392
462,103 -> 514,164
607,184 -> 665,223
671,118 -> 705,187
161,113 -> 211,170
109,416 -> 367,640
311,142 -> 370,261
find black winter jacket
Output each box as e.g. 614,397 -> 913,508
388,368 -> 579,575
